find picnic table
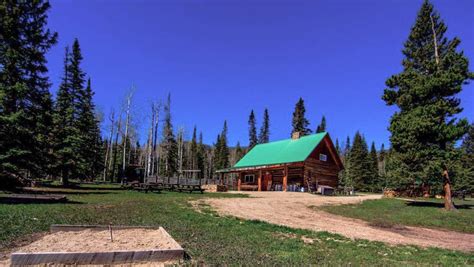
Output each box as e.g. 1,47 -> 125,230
176,184 -> 204,194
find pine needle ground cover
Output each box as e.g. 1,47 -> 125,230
321,198 -> 474,234
1,185 -> 473,265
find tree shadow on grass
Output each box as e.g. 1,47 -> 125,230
19,188 -> 118,195
405,200 -> 473,210
0,196 -> 83,205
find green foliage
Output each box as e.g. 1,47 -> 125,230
322,198 -> 474,233
452,123 -> 474,193
345,132 -> 373,191
161,93 -> 178,177
1,186 -> 472,265
291,97 -> 311,136
234,141 -> 245,163
52,40 -> 101,184
248,110 -> 258,149
258,108 -> 270,144
316,115 -> 326,133
368,142 -> 380,191
0,0 -> 58,186
214,121 -> 230,170
196,132 -> 205,179
382,0 -> 473,192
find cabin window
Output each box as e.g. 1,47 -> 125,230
244,174 -> 255,183
319,153 -> 328,162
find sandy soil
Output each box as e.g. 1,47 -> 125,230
15,228 -> 178,253
199,191 -> 474,252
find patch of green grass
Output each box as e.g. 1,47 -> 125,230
1,186 -> 473,265
322,197 -> 474,233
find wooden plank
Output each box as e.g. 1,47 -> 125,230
12,226 -> 184,265
258,170 -> 262,191
237,173 -> 242,191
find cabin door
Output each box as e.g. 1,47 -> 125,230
263,172 -> 272,191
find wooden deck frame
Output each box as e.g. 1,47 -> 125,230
11,225 -> 184,266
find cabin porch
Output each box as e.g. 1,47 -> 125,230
223,163 -> 311,192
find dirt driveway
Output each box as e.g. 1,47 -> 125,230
199,192 -> 474,252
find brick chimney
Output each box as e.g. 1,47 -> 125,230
291,131 -> 301,140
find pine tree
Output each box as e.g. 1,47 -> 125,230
190,126 -> 198,175
379,143 -> 387,186
339,136 -> 352,187
53,46 -> 80,184
316,116 -> 326,133
347,132 -> 371,191
248,110 -> 258,149
53,39 -> 93,184
455,123 -> 474,193
214,121 -> 229,170
196,132 -> 205,179
335,138 -> 340,155
258,108 -> 270,144
382,0 -> 473,209
161,94 -> 178,177
0,0 -> 58,187
235,142 -> 244,163
369,142 -> 380,191
77,78 -> 102,179
291,97 -> 311,136
213,134 -> 222,172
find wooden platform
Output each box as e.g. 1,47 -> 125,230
0,194 -> 67,203
10,225 -> 184,266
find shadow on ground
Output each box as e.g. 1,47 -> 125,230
405,200 -> 473,210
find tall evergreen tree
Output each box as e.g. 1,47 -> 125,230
258,108 -> 270,144
53,39 -> 92,184
382,0 -> 473,210
248,110 -> 258,149
369,142 -> 380,191
196,132 -> 205,179
0,0 -> 58,186
53,46 -> 79,184
161,94 -> 178,177
316,116 -> 326,133
190,126 -> 198,174
77,78 -> 102,179
455,123 -> 474,193
214,121 -> 229,170
335,138 -> 340,155
235,142 -> 244,163
347,132 -> 371,191
291,97 -> 311,136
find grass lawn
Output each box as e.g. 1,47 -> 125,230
1,185 -> 473,265
321,197 -> 474,233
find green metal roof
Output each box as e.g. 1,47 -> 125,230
233,132 -> 327,169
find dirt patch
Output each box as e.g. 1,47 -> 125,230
15,228 -> 177,253
198,191 -> 474,252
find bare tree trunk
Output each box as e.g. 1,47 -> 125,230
146,105 -> 154,177
152,103 -> 161,176
121,89 -> 134,182
443,169 -> 456,210
430,14 -> 440,66
103,110 -> 115,181
111,114 -> 122,183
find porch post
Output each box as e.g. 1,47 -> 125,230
238,172 -> 242,191
283,165 -> 288,192
258,170 -> 262,191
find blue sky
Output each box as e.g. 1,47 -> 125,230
46,0 -> 474,148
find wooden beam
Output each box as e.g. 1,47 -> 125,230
237,173 -> 242,191
258,170 -> 262,191
283,165 -> 288,192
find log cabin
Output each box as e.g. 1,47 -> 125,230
219,132 -> 343,192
